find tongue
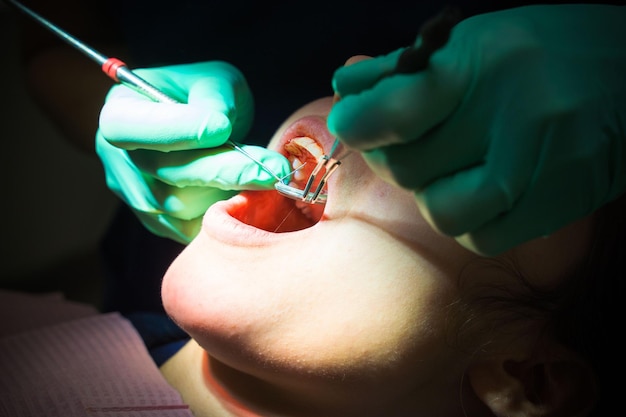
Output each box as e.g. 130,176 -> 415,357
230,190 -> 318,233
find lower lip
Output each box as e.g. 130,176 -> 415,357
202,195 -> 299,247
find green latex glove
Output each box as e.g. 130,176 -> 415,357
96,61 -> 290,244
328,4 -> 626,256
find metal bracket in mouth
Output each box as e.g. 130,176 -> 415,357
274,182 -> 328,205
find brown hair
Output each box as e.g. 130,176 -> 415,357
449,194 -> 626,415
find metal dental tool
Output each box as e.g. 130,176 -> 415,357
274,142 -> 352,205
298,138 -> 352,204
274,6 -> 462,206
4,0 -> 284,183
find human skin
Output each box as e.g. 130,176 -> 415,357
160,97 -> 594,417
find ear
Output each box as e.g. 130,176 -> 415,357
467,341 -> 597,417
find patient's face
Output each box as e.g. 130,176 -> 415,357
161,97 -> 593,416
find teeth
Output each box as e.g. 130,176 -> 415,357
285,136 -> 324,184
285,137 -> 324,161
291,158 -> 306,182
295,200 -> 314,220
283,136 -> 327,214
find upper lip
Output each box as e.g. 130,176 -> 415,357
276,115 -> 336,159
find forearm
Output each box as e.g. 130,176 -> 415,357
25,44 -> 125,154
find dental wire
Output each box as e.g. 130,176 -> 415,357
279,162 -> 307,183
273,206 -> 297,233
4,0 -> 278,179
226,142 -> 284,183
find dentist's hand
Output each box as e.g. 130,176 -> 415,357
328,4 -> 626,256
97,61 -> 290,244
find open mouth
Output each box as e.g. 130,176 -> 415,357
227,137 -> 328,233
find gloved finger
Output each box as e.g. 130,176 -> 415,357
331,48 -> 405,98
178,62 -> 253,142
455,108 -> 622,256
328,45 -> 469,151
96,130 -> 237,218
128,145 -> 290,189
134,61 -> 249,104
359,108 -> 488,190
100,90 -> 233,152
453,167 -> 592,256
133,210 -> 203,245
412,120 -> 542,238
414,165 -> 517,239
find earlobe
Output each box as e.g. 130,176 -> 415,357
467,345 -> 597,417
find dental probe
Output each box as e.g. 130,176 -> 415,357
4,0 -> 283,183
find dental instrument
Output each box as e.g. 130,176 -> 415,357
274,139 -> 351,205
3,0 -> 283,184
274,6 -> 462,205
